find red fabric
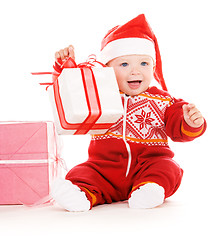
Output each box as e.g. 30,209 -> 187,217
101,14 -> 167,91
164,98 -> 207,142
66,138 -> 183,206
65,86 -> 206,207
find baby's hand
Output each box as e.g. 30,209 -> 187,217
55,45 -> 75,64
182,103 -> 204,128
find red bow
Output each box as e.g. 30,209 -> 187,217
32,55 -> 106,90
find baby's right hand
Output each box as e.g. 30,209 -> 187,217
55,45 -> 75,63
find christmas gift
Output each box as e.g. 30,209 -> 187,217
41,56 -> 124,135
0,121 -> 62,205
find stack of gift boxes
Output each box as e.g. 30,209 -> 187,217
0,57 -> 123,205
0,121 -> 61,205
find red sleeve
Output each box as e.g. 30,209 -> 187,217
164,98 -> 207,142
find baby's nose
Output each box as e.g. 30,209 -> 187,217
131,67 -> 141,75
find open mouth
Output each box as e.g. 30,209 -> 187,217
127,80 -> 142,89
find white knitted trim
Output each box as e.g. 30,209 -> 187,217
100,38 -> 156,64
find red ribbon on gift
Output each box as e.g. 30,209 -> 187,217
33,56 -> 114,134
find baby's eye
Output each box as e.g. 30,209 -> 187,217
141,62 -> 148,66
120,62 -> 128,67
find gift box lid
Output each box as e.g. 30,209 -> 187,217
0,121 -> 56,161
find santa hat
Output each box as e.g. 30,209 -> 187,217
100,14 -> 167,91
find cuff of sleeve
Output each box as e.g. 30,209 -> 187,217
79,186 -> 97,209
181,119 -> 206,138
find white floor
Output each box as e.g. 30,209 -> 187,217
0,186 -> 214,240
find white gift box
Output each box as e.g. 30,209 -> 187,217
48,61 -> 123,135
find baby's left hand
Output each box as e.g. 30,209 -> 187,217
182,103 -> 204,128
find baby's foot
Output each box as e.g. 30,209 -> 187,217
128,183 -> 165,209
51,178 -> 90,212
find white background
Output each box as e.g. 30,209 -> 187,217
0,0 -> 214,239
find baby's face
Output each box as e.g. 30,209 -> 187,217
107,55 -> 154,96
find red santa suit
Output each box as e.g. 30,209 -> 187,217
58,14 -> 207,209
65,86 -> 206,208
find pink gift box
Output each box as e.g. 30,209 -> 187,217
0,121 -> 61,205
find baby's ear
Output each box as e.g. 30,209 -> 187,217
153,65 -> 156,72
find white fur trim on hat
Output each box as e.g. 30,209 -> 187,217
100,38 -> 156,64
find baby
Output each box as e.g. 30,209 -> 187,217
51,14 -> 206,211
